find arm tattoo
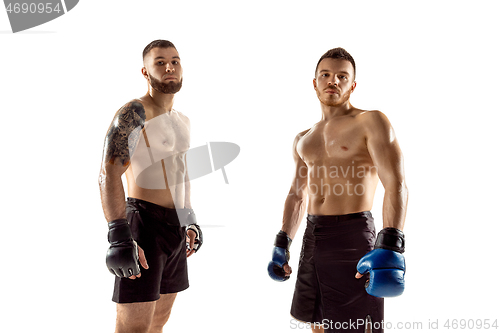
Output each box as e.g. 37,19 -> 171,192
103,101 -> 146,166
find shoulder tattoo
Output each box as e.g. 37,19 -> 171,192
103,101 -> 146,166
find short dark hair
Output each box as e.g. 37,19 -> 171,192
142,40 -> 177,60
315,47 -> 356,79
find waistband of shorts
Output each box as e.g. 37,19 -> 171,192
307,211 -> 372,225
127,197 -> 177,213
126,198 -> 193,226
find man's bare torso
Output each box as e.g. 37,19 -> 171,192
296,109 -> 379,215
125,97 -> 190,209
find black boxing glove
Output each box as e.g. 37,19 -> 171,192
106,219 -> 140,278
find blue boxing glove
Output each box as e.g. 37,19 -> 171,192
268,231 -> 292,282
356,228 -> 406,297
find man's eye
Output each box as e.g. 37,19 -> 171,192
172,61 -> 179,65
157,61 -> 164,65
322,73 -> 329,77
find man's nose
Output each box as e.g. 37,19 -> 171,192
328,76 -> 339,86
166,63 -> 175,73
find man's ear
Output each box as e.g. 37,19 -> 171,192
351,81 -> 357,93
313,78 -> 317,91
141,67 -> 148,79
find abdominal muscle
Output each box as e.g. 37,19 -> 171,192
125,158 -> 186,209
305,162 -> 379,216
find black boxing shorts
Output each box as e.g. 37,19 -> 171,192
290,212 -> 384,333
112,198 -> 189,303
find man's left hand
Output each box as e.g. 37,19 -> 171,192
186,229 -> 197,257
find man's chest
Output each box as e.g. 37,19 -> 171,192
297,119 -> 368,164
129,112 -> 190,165
141,113 -> 190,154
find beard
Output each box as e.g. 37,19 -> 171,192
317,90 -> 350,107
149,74 -> 183,94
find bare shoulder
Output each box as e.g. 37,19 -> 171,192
358,110 -> 393,133
292,128 -> 311,160
294,128 -> 311,144
298,127 -> 312,138
361,109 -> 390,121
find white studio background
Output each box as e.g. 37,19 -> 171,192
1,1 -> 499,332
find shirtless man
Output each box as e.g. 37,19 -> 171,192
268,48 -> 408,333
99,40 -> 202,333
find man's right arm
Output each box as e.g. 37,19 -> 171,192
98,101 -> 146,221
268,131 -> 309,281
281,131 -> 309,240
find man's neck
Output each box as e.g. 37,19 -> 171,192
146,88 -> 175,113
320,100 -> 354,120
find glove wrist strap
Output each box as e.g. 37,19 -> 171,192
107,219 -> 133,244
274,231 -> 292,251
375,227 -> 405,253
